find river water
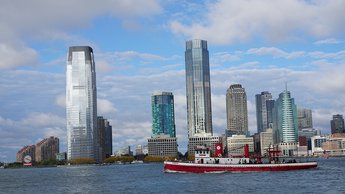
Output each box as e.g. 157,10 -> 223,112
0,157 -> 344,194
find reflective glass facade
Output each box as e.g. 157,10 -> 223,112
273,90 -> 298,143
185,40 -> 213,137
66,46 -> 99,161
255,91 -> 273,133
152,92 -> 176,137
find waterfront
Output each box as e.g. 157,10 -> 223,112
0,157 -> 344,194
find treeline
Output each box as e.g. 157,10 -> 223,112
103,156 -> 135,163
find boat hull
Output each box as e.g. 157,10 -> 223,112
164,161 -> 318,173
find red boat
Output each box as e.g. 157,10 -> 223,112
164,144 -> 317,173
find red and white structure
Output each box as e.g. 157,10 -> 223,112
164,144 -> 317,173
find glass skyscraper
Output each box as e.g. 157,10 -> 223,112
185,39 -> 213,137
226,84 -> 248,133
66,46 -> 99,162
273,90 -> 298,143
255,91 -> 273,133
152,92 -> 176,137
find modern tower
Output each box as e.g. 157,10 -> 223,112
97,116 -> 113,161
185,39 -> 213,137
66,46 -> 99,162
297,108 -> 313,130
226,84 -> 248,133
273,89 -> 298,143
330,114 -> 345,134
151,92 -> 176,138
255,91 -> 273,133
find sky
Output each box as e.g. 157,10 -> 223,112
1,0 -> 345,162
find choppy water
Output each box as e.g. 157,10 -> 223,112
0,157 -> 344,194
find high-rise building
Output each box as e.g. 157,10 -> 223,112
331,114 -> 345,134
104,119 -> 113,158
255,91 -> 273,133
152,92 -> 176,138
266,100 -> 275,129
16,145 -> 35,163
66,46 -> 99,162
97,116 -> 113,161
149,92 -> 177,157
273,89 -> 298,144
298,108 -> 313,130
185,39 -> 213,137
226,84 -> 248,133
35,136 -> 59,162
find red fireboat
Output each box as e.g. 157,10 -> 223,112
164,144 -> 317,173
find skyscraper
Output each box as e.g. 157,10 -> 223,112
297,108 -> 313,130
66,46 -> 99,162
255,91 -> 273,133
273,89 -> 298,143
151,92 -> 176,137
97,116 -> 113,161
226,84 -> 248,133
331,114 -> 345,134
185,39 -> 213,137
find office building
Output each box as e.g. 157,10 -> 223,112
148,134 -> 178,157
227,135 -> 254,157
188,136 -> 223,156
66,46 -> 99,162
331,114 -> 345,134
298,128 -> 321,150
35,136 -> 59,162
273,89 -> 298,144
97,116 -> 113,161
255,91 -> 273,133
260,128 -> 274,156
185,39 -> 213,137
226,84 -> 248,133
298,108 -> 313,130
311,136 -> 327,156
152,92 -> 176,137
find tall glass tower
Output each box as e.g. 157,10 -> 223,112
185,39 -> 213,137
255,91 -> 273,133
273,90 -> 298,143
66,46 -> 99,162
152,92 -> 176,137
226,84 -> 248,133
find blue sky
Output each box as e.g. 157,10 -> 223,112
1,0 -> 345,162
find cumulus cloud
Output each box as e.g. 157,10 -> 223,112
170,0 -> 345,44
97,99 -> 117,115
0,0 -> 162,69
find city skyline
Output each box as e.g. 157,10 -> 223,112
1,1 -> 345,162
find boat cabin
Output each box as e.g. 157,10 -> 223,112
194,145 -> 249,165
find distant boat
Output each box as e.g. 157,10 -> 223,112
164,144 -> 317,173
131,160 -> 144,164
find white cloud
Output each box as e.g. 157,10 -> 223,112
170,0 -> 345,44
314,38 -> 343,45
0,0 -> 162,69
0,42 -> 38,69
55,94 -> 66,108
97,99 -> 117,115
20,112 -> 65,128
246,47 -> 305,59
